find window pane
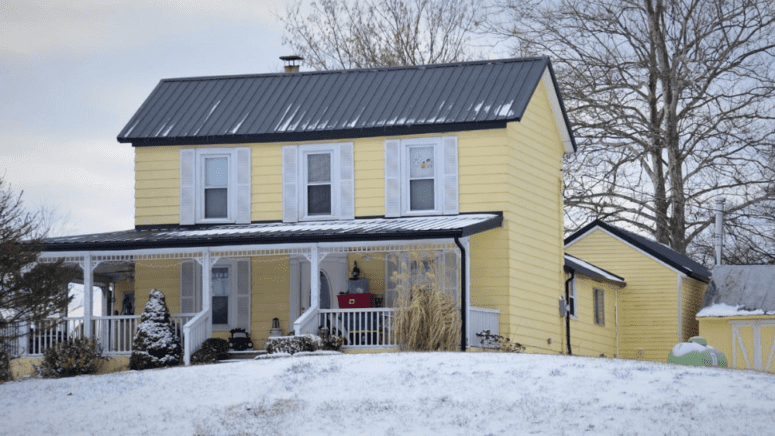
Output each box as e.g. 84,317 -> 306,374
212,267 -> 229,296
205,157 -> 228,187
410,179 -> 434,210
205,188 -> 228,218
307,153 -> 331,183
308,185 -> 332,215
212,296 -> 228,325
410,146 -> 434,178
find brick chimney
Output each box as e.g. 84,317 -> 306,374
280,55 -> 303,73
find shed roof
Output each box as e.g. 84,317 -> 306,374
698,265 -> 775,317
117,57 -> 576,151
564,254 -> 625,285
564,220 -> 711,283
41,213 -> 502,252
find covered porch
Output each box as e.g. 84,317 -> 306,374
17,214 -> 502,365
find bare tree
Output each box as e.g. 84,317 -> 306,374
0,177 -> 79,362
279,0 -> 485,70
488,0 -> 775,257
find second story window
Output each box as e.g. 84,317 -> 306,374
282,143 -> 354,222
385,136 -> 458,217
179,147 -> 251,225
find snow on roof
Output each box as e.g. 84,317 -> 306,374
699,265 -> 775,316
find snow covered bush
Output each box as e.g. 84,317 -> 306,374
391,251 -> 460,351
318,327 -> 344,351
37,337 -> 107,378
130,289 -> 181,370
265,335 -> 320,355
191,338 -> 230,365
0,349 -> 10,382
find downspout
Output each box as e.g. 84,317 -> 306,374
564,270 -> 574,355
454,237 -> 467,352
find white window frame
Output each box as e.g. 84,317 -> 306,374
298,144 -> 341,221
569,277 -> 578,319
211,258 -> 238,331
593,288 -> 605,326
196,148 -> 238,224
400,137 -> 444,216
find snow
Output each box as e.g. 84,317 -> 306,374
697,303 -> 774,317
2,352 -> 774,435
671,342 -> 716,357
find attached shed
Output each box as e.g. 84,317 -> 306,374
697,265 -> 775,373
565,220 -> 710,362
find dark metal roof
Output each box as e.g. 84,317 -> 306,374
41,213 -> 502,252
564,220 -> 711,283
564,254 -> 625,284
699,265 -> 775,315
117,58 -> 576,149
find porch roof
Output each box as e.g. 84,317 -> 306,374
41,213 -> 502,252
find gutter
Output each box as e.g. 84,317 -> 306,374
564,270 -> 574,355
454,237 -> 467,352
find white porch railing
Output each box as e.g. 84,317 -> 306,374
183,310 -> 210,366
11,313 -> 197,357
468,306 -> 501,348
319,308 -> 397,349
294,306 -> 319,336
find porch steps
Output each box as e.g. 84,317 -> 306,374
219,349 -> 265,362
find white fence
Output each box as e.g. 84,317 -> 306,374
10,313 -> 197,357
318,308 -> 396,349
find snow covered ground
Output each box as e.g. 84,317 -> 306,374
2,352 -> 774,435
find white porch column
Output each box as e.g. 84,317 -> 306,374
310,244 -> 320,310
82,253 -> 93,338
462,237 -> 471,348
202,249 -> 212,338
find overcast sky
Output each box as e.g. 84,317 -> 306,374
1,0 -> 289,236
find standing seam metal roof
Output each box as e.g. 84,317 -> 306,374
117,57 -> 576,148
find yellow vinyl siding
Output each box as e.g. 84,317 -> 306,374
248,256 -> 289,347
566,228 -> 680,362
681,277 -> 706,340
500,77 -> 565,354
134,260 -> 182,313
567,274 -> 620,357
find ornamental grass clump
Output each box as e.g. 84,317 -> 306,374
392,251 -> 460,351
130,289 -> 181,370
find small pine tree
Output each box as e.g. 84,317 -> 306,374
130,289 -> 181,370
0,349 -> 10,383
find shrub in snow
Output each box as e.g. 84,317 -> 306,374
317,327 -> 344,351
476,330 -> 525,353
265,335 -> 320,355
130,289 -> 181,370
191,338 -> 230,365
0,349 -> 10,382
37,337 -> 107,378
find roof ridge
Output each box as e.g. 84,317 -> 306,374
158,57 -> 550,83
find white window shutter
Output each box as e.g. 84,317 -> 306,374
235,147 -> 252,224
180,260 -> 196,313
340,143 -> 355,219
384,139 -> 401,217
179,149 -> 196,225
442,136 -> 459,215
236,259 -> 251,332
282,146 -> 298,223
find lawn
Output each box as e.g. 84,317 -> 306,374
1,352 -> 773,435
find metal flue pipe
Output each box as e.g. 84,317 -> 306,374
715,197 -> 725,265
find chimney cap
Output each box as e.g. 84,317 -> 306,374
280,55 -> 303,63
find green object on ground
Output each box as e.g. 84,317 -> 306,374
667,336 -> 727,367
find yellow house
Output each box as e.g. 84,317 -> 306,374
565,220 -> 711,362
11,57 -> 577,376
698,265 -> 775,373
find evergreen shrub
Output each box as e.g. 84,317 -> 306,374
265,335 -> 320,355
130,289 -> 182,370
37,337 -> 107,378
0,349 -> 10,382
191,338 -> 230,365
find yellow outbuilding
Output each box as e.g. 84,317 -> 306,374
697,265 -> 775,373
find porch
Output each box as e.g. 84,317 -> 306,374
20,214 -> 502,365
